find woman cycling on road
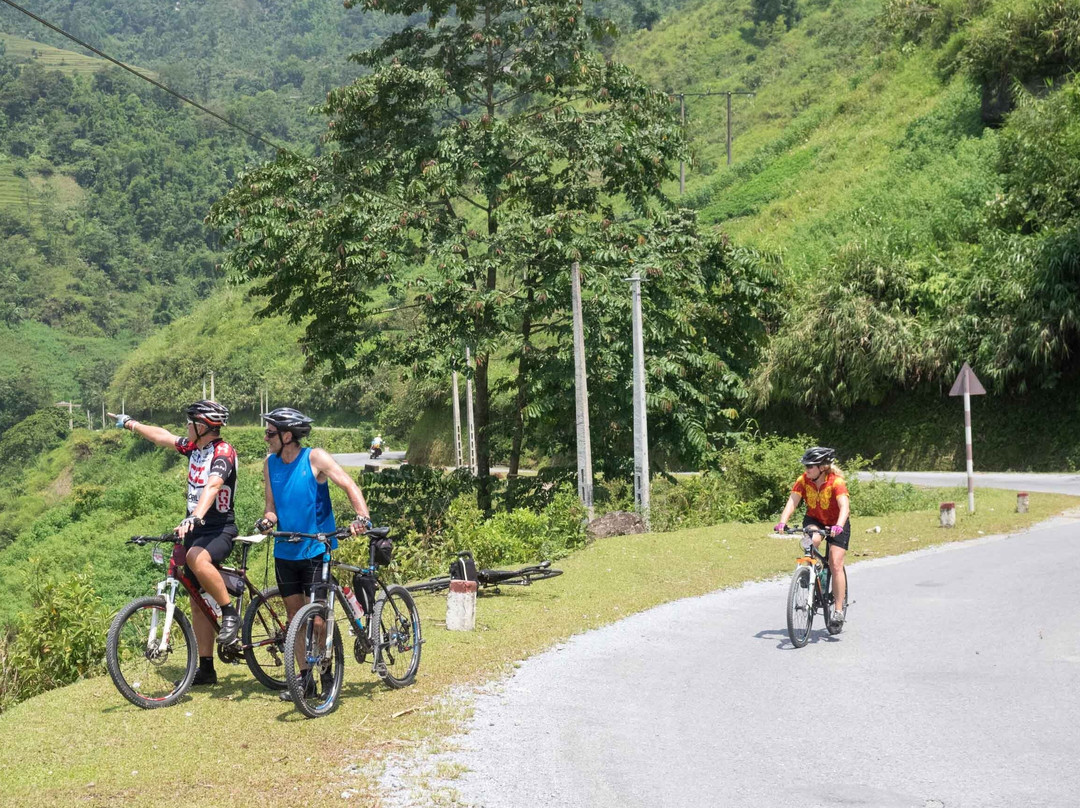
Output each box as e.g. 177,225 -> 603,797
774,446 -> 851,629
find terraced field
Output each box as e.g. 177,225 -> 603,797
0,161 -> 37,217
0,32 -> 108,76
0,160 -> 84,219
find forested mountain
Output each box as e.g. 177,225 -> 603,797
2,0 -> 1080,457
0,0 -> 679,436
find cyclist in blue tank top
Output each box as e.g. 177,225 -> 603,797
255,408 -> 371,698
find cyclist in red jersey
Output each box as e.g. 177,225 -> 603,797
774,446 -> 851,628
109,400 -> 239,685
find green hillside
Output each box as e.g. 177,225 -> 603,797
617,0 -> 1080,421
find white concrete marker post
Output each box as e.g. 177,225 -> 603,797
446,579 -> 477,631
939,501 -> 956,528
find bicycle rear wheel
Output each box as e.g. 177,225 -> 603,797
242,586 -> 288,690
283,601 -> 344,718
106,596 -> 196,709
404,577 -> 451,594
786,566 -> 814,648
374,585 -> 421,688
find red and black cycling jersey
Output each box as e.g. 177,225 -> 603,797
175,437 -> 237,527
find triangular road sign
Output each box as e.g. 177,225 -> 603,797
949,362 -> 986,396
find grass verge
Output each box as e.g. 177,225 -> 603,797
0,487 -> 1073,807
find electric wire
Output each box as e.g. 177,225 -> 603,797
0,0 -> 411,213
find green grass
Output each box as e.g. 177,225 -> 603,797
0,487 -> 1073,806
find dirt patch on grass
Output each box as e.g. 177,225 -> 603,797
45,465 -> 72,503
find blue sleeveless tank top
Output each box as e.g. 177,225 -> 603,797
268,448 -> 337,560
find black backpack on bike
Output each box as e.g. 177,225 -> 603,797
449,552 -> 477,582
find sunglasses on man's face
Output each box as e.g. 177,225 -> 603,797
264,429 -> 280,438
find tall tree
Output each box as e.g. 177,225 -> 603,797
209,0 -> 687,506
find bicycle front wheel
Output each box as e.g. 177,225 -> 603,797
283,601 -> 344,718
374,585 -> 421,688
242,586 -> 288,690
786,566 -> 814,648
515,567 -> 563,584
106,596 -> 196,709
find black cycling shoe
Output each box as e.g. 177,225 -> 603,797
217,613 -> 241,646
176,667 -> 217,688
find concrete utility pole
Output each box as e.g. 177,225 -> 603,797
452,370 -> 464,469
570,262 -> 594,516
626,273 -> 650,528
674,89 -> 756,193
210,371 -> 215,402
465,347 -> 477,476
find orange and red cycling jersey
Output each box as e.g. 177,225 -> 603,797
792,471 -> 849,526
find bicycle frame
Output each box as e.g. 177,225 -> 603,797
793,546 -> 830,615
282,529 -> 394,676
141,534 -> 268,657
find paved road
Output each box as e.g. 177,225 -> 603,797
387,514 -> 1080,807
858,470 -> 1080,496
333,450 -> 406,467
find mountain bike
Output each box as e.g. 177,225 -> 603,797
404,551 -> 563,595
278,526 -> 422,718
105,532 -> 289,709
775,525 -> 850,648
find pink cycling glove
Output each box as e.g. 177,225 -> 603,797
829,524 -> 843,537
773,522 -> 786,533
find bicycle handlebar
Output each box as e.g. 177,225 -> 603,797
773,526 -> 827,537
128,533 -> 179,545
270,526 -> 390,543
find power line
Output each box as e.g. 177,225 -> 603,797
0,0 -> 412,214
0,0 -> 283,152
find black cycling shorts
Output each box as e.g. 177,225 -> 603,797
184,524 -> 237,564
803,516 -> 851,551
275,556 -> 324,599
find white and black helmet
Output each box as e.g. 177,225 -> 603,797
186,399 -> 229,428
800,446 -> 836,466
261,407 -> 314,438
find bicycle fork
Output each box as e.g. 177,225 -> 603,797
151,579 -> 181,654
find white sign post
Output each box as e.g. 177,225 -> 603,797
948,362 -> 986,513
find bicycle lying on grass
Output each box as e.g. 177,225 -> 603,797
278,526 -> 422,718
106,532 -> 289,708
773,525 -> 850,648
404,551 -> 563,595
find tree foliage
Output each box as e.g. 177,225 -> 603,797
750,0 -> 802,29
210,0 -> 775,503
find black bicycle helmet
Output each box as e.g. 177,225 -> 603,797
186,399 -> 229,428
261,407 -> 314,438
800,446 -> 836,466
